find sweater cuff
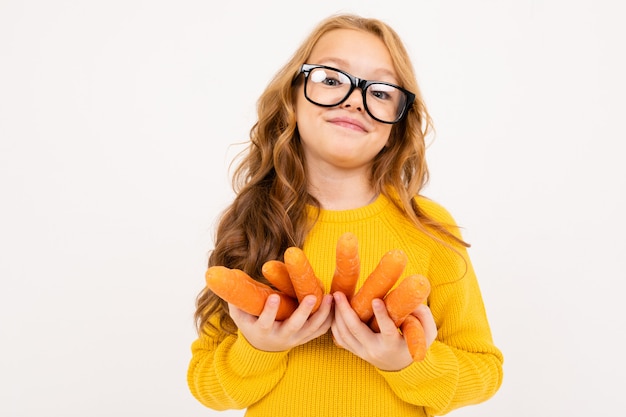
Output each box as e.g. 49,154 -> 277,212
377,342 -> 459,407
225,331 -> 290,377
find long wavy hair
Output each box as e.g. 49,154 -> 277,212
194,13 -> 468,336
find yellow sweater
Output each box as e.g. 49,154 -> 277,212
187,194 -> 503,416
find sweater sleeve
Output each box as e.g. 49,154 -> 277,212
378,198 -> 504,415
187,320 -> 290,410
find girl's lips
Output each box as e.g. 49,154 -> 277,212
328,117 -> 368,132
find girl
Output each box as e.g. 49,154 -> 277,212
188,13 -> 503,417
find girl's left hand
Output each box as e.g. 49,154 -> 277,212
331,292 -> 422,371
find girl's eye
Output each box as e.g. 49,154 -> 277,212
370,84 -> 396,100
323,78 -> 340,86
372,91 -> 389,100
310,69 -> 350,87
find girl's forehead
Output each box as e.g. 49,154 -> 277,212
311,29 -> 385,55
309,29 -> 397,81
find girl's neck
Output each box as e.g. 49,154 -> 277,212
306,168 -> 378,211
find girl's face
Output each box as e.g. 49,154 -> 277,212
295,29 -> 396,173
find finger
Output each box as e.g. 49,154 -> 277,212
330,294 -> 351,342
228,302 -> 246,322
330,310 -> 352,349
371,298 -> 398,336
280,294 -> 319,332
330,323 -> 347,348
228,302 -> 257,329
299,296 -> 334,344
332,292 -> 368,344
307,294 -> 333,330
227,301 -> 239,317
412,304 -> 438,347
331,309 -> 364,357
333,291 -> 358,319
256,294 -> 280,329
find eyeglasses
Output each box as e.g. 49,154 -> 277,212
299,64 -> 415,124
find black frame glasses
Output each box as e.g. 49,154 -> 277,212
299,64 -> 415,124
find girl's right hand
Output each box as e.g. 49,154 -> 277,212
229,293 -> 333,352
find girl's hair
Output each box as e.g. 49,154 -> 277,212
194,13 -> 468,336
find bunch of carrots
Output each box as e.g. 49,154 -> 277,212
204,232 -> 431,362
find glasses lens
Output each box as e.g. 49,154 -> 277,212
305,67 -> 352,106
365,83 -> 408,123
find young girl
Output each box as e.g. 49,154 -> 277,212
188,13 -> 503,417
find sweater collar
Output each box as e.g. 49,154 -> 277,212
307,193 -> 391,223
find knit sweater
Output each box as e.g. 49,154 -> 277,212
187,194 -> 504,416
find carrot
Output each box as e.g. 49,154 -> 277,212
283,246 -> 325,313
330,232 -> 360,301
369,274 -> 431,332
350,249 -> 408,322
205,266 -> 298,321
262,260 -> 297,298
401,314 -> 428,362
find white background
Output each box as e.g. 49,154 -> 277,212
1,0 -> 624,416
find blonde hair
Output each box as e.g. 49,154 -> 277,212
194,14 -> 467,336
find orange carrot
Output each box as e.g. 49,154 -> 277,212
283,246 -> 324,313
401,314 -> 427,362
330,232 -> 360,301
205,266 -> 298,321
350,249 -> 408,322
262,260 -> 297,298
369,274 -> 431,332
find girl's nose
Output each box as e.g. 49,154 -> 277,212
341,89 -> 364,112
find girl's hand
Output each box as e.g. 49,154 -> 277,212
331,292 -> 436,371
229,293 -> 333,352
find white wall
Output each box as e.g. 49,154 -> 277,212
1,1 -> 624,416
